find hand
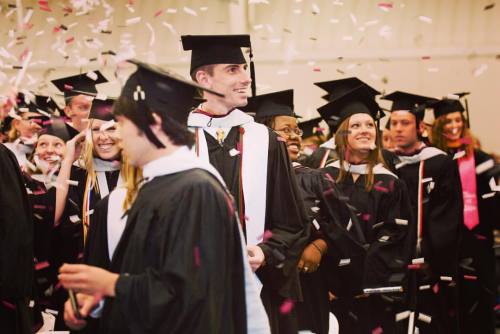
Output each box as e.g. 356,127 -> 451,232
297,239 -> 326,273
64,292 -> 100,330
247,245 -> 265,272
59,264 -> 119,297
64,131 -> 86,163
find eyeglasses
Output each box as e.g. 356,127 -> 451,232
275,127 -> 303,137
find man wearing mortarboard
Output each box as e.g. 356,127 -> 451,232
182,34 -> 309,333
58,60 -> 268,334
51,71 -> 108,132
383,91 -> 463,333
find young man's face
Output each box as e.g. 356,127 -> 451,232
389,110 -> 419,149
200,64 -> 251,110
65,95 -> 92,125
116,115 -> 152,167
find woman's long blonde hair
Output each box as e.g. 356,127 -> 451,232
431,113 -> 476,157
334,116 -> 386,191
120,153 -> 142,211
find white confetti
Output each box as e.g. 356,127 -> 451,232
330,18 -> 339,23
293,9 -> 302,14
183,6 -> 197,16
473,64 -> 488,77
312,219 -> 320,230
161,21 -> 177,35
66,179 -> 79,186
86,71 -> 98,81
412,257 -> 425,264
200,6 -> 208,11
146,22 -> 155,47
35,30 -> 45,36
23,8 -> 33,25
69,215 -> 81,223
395,218 -> 408,226
395,310 -> 410,322
229,148 -> 240,156
489,177 -> 500,191
482,192 -> 496,199
427,67 -> 439,72
166,8 -> 177,14
440,276 -> 452,282
126,17 -> 141,26
350,13 -> 357,25
418,313 -> 432,324
419,284 -> 431,290
100,120 -> 116,132
312,3 -> 320,14
418,16 -> 432,24
339,258 -> 351,266
453,150 -> 466,160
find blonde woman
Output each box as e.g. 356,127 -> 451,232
316,86 -> 413,334
431,97 -> 499,334
53,99 -> 120,329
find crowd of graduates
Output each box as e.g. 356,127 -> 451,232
0,34 -> 499,334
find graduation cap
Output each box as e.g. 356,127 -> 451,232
241,89 -> 299,119
181,34 -> 257,97
299,117 -> 324,138
51,71 -> 108,99
89,98 -> 115,121
315,77 -> 380,102
317,86 -> 381,132
430,92 -> 469,120
382,91 -> 437,113
33,95 -> 61,117
15,92 -> 37,112
117,59 -> 224,148
38,117 -> 79,142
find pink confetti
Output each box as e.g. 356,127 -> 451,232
494,304 -> 500,311
154,9 -> 164,17
194,246 -> 201,267
374,184 -> 389,193
65,36 -> 75,44
262,230 -> 273,242
361,213 -> 371,221
464,275 -> 477,281
408,264 -> 421,270
35,261 -> 50,270
421,56 -> 431,60
64,84 -> 74,91
372,326 -> 383,334
432,283 -> 439,294
475,234 -> 487,240
1,301 -> 16,310
277,136 -> 286,142
279,298 -> 294,314
377,2 -> 393,9
33,204 -> 46,209
313,67 -> 321,72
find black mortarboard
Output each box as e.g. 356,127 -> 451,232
33,94 -> 61,117
241,89 -> 299,119
382,91 -> 437,113
51,71 -> 108,99
89,98 -> 115,121
181,34 -> 257,97
38,117 -> 79,142
117,59 -> 224,148
299,117 -> 324,138
430,93 -> 468,119
317,86 -> 381,132
15,92 -> 37,112
315,77 -> 380,102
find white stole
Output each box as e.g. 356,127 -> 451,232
188,109 -> 269,246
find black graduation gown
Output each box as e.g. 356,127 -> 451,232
293,164 -> 330,334
54,166 -> 119,329
318,163 -> 414,334
394,149 -> 463,333
0,144 -> 33,334
204,127 -> 308,333
22,175 -> 61,331
99,169 -> 247,334
455,149 -> 499,334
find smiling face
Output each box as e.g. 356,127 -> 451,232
346,113 -> 377,154
442,111 -> 464,142
196,63 -> 251,110
34,134 -> 66,173
272,115 -> 302,161
90,119 -> 121,160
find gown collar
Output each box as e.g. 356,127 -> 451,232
188,107 -> 253,128
328,160 -> 397,177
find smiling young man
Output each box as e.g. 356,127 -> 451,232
51,71 -> 108,132
59,60 -> 269,334
383,91 -> 463,333
182,35 -> 308,333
